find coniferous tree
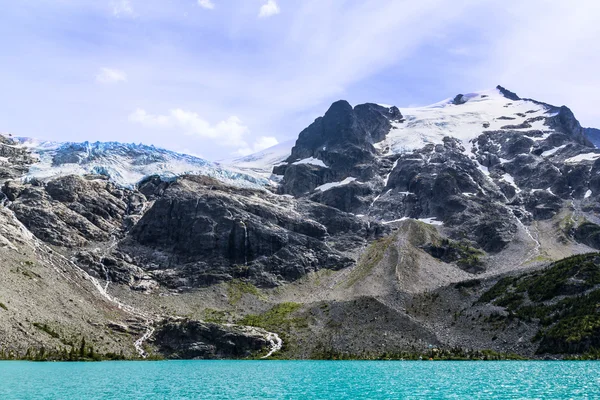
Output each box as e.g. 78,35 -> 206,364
79,338 -> 86,359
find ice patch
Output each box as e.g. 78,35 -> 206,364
315,177 -> 357,192
501,173 -> 521,193
585,190 -> 593,199
292,157 -> 327,168
477,163 -> 490,177
541,144 -> 567,157
382,217 -> 408,225
565,153 -> 600,163
527,132 -> 552,142
381,217 -> 443,226
418,217 -> 443,226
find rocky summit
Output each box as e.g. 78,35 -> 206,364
2,86 -> 600,361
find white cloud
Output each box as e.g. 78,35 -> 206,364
6,0 -> 600,162
236,136 -> 279,156
471,1 -> 600,127
198,0 -> 215,10
129,108 -> 250,148
111,0 -> 134,17
96,67 -> 127,84
259,0 -> 280,18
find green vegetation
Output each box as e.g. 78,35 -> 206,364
238,302 -> 306,358
202,308 -> 230,324
238,302 -> 304,331
558,212 -> 576,234
11,263 -> 42,280
309,346 -> 525,361
32,323 -> 61,339
525,254 -> 552,264
423,238 -> 484,272
346,235 -> 395,287
454,279 -> 481,289
227,279 -> 265,305
0,338 -> 128,362
478,253 -> 600,355
478,276 -> 516,304
312,269 -> 334,286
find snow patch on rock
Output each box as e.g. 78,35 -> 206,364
565,153 -> 600,163
292,157 -> 327,167
541,144 -> 567,157
315,177 -> 358,192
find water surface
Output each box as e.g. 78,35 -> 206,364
1,360 -> 598,399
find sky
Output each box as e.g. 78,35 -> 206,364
0,0 -> 599,161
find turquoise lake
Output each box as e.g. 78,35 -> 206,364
1,360 -> 599,399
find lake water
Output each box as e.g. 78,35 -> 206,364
0,360 -> 598,399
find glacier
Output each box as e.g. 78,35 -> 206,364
9,138 -> 273,189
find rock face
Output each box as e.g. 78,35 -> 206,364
276,101 -> 403,196
121,175 -> 382,287
4,175 -> 144,248
0,135 -> 36,182
152,319 -> 270,359
496,85 -> 521,101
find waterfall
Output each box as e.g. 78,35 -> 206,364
240,220 -> 249,266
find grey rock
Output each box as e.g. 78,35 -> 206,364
152,318 -> 269,359
496,85 -> 521,101
121,175 -> 377,287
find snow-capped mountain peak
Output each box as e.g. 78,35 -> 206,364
374,87 -> 557,155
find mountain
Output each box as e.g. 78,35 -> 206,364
1,85 -> 600,360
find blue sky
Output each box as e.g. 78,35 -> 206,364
0,0 -> 599,160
